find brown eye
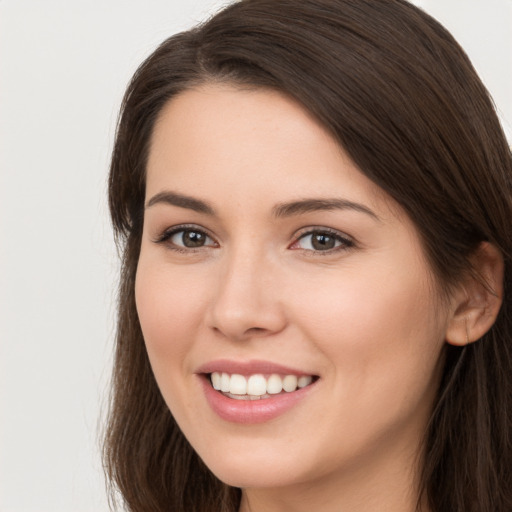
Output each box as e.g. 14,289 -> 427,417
294,230 -> 353,252
311,233 -> 336,250
167,229 -> 216,249
176,230 -> 206,247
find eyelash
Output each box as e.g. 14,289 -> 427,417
153,225 -> 355,255
291,227 -> 355,255
153,224 -> 217,253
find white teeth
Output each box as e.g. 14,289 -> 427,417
247,374 -> 267,395
298,375 -> 313,388
211,372 -> 221,390
283,374 -> 298,392
229,374 -> 247,395
211,371 -> 314,396
267,374 -> 283,394
220,372 -> 230,393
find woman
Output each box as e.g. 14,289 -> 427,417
104,0 -> 512,510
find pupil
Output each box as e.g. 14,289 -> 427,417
312,233 -> 335,250
183,231 -> 205,247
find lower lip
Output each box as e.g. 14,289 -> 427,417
200,376 -> 316,424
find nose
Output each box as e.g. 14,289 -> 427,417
206,247 -> 287,342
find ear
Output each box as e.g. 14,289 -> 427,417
445,242 -> 504,346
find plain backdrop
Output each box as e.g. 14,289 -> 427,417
0,1 -> 510,511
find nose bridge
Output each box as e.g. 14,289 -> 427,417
208,240 -> 285,340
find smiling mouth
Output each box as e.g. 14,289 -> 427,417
209,372 -> 318,400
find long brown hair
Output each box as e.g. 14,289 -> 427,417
104,1 -> 512,510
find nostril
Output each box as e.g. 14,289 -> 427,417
212,325 -> 274,340
246,327 -> 267,334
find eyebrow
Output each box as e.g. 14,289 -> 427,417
272,198 -> 380,221
145,191 -> 215,215
145,190 -> 379,221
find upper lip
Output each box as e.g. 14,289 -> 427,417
196,359 -> 317,377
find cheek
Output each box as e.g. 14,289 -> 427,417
288,262 -> 445,403
291,263 -> 430,339
280,265 -> 446,468
134,259 -> 211,383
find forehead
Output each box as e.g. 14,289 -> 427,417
146,84 -> 389,211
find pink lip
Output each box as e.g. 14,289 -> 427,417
200,378 -> 316,423
196,360 -> 318,424
196,359 -> 313,377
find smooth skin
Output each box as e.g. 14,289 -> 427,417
135,85 -> 503,512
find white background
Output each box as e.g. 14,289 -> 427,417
0,1 -> 510,511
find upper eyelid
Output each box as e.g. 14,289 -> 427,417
153,224 -> 217,244
289,227 -> 356,254
293,226 -> 354,241
152,223 -> 354,247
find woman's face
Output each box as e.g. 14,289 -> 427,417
136,85 -> 452,491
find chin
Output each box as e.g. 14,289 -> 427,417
194,440 -> 310,489
209,461 -> 301,489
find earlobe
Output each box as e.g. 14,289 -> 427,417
445,242 -> 504,346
